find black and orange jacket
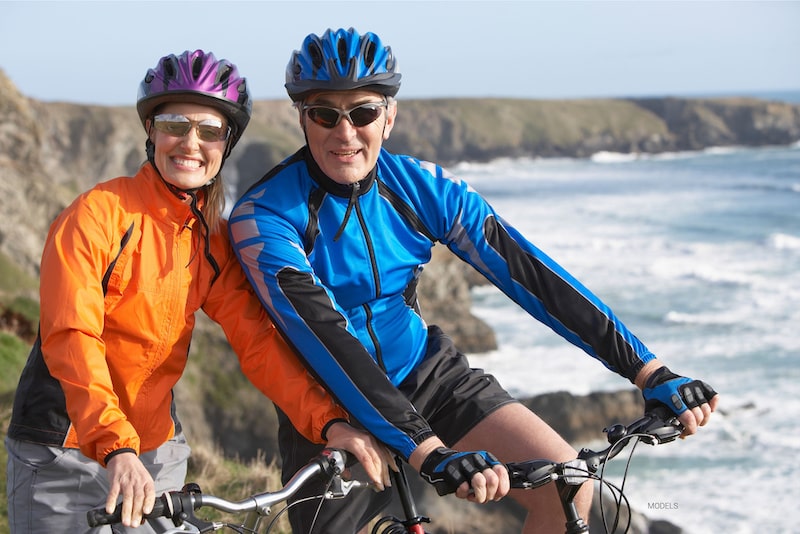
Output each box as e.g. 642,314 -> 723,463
8,164 -> 346,465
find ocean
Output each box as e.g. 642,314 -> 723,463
450,144 -> 800,533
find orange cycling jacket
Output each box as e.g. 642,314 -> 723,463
8,164 -> 347,465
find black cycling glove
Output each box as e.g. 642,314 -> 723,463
642,366 -> 718,415
419,447 -> 503,496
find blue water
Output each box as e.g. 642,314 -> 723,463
451,144 -> 800,533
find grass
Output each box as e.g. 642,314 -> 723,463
0,253 -> 37,295
1,397 -> 10,534
1,295 -> 33,534
182,445 -> 292,533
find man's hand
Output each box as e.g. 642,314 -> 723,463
419,447 -> 509,503
639,363 -> 719,437
105,451 -> 156,527
325,422 -> 396,491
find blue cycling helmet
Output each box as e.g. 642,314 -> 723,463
285,28 -> 401,102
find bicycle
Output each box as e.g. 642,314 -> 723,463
87,407 -> 683,534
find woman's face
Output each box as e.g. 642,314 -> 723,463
147,102 -> 229,191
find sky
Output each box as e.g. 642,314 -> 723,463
1,0 -> 799,106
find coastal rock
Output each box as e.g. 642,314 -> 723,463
417,245 -> 497,353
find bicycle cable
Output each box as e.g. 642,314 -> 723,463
263,471 -> 337,533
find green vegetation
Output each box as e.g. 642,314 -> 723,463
1,397 -> 9,534
1,294 -> 33,534
384,97 -> 671,164
0,333 -> 28,394
0,252 -> 37,295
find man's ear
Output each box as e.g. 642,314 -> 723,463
383,100 -> 398,140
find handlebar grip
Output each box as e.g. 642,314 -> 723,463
86,495 -> 169,527
86,507 -> 120,528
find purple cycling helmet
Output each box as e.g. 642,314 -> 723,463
285,28 -> 401,102
137,50 -> 252,149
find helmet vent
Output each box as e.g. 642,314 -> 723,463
309,42 -> 324,70
237,79 -> 248,103
217,64 -> 233,85
191,55 -> 204,79
364,41 -> 376,69
164,57 -> 177,81
337,37 -> 349,67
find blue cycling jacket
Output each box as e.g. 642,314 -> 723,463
229,147 -> 655,460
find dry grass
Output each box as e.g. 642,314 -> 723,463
183,443 -> 293,533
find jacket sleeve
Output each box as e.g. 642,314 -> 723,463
229,198 -> 433,461
38,194 -> 141,465
422,163 -> 657,382
203,226 -> 349,444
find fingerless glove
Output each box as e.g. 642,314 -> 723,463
642,366 -> 717,415
419,447 -> 502,496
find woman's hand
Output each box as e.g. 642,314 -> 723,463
105,451 -> 156,527
325,422 -> 396,491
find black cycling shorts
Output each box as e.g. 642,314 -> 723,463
276,324 -> 517,533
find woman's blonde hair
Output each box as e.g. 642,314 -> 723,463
203,175 -> 225,232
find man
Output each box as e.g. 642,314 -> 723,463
229,28 -> 718,533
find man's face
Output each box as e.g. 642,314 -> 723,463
301,90 -> 396,185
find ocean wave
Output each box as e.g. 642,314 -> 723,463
590,151 -> 641,163
650,259 -> 753,287
768,232 -> 800,250
664,310 -> 740,326
590,146 -> 756,164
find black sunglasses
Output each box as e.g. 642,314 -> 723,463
152,114 -> 230,142
302,101 -> 387,129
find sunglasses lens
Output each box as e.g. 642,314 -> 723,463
153,115 -> 229,141
305,103 -> 385,129
307,108 -> 340,128
196,125 -> 228,142
155,120 -> 193,137
349,105 -> 383,127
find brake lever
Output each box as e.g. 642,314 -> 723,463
325,477 -> 374,499
606,409 -> 683,446
507,459 -> 558,489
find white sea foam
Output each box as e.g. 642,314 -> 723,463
590,151 -> 641,163
768,232 -> 800,250
458,146 -> 799,532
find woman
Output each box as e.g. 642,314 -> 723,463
5,50 -> 388,534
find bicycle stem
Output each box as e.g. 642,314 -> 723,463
391,459 -> 430,532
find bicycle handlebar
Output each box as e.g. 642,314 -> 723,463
86,448 -> 367,530
506,407 -> 683,490
87,409 -> 683,533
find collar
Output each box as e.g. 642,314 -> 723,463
303,146 -> 376,198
